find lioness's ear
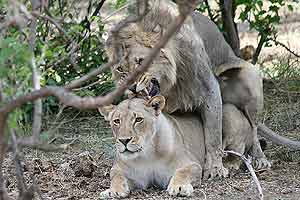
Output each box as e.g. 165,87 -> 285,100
145,95 -> 165,116
98,105 -> 115,121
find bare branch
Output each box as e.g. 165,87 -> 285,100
204,0 -> 214,22
31,11 -> 69,40
221,0 -> 240,57
11,130 -> 27,195
91,0 -> 106,17
252,33 -> 266,65
271,38 -> 300,58
0,81 -> 3,102
0,1 -> 199,199
0,81 -> 9,200
224,150 -> 263,200
0,117 -> 8,199
29,0 -> 43,142
0,0 -> 198,121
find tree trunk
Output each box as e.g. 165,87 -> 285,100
220,0 -> 241,57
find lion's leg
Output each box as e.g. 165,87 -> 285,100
249,126 -> 271,170
167,163 -> 201,197
219,64 -> 271,170
222,104 -> 247,171
198,81 -> 228,179
100,168 -> 130,199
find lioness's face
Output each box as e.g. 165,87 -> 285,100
99,96 -> 165,160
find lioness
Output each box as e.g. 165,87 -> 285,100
98,96 -> 256,198
106,0 -> 270,178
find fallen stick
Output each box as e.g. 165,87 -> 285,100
224,150 -> 264,200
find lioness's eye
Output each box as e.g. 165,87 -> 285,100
135,117 -> 144,123
113,119 -> 120,125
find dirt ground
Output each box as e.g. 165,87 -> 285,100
3,2 -> 300,200
3,83 -> 300,200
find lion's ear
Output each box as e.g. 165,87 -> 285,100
145,95 -> 165,116
98,105 -> 115,121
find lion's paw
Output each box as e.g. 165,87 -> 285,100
167,183 -> 194,197
99,189 -> 129,199
252,157 -> 271,170
203,160 -> 229,180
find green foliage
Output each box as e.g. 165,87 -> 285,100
115,0 -> 127,9
196,0 -> 298,49
1,0 -> 115,130
236,0 -> 285,47
0,30 -> 33,131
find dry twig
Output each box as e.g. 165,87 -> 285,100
224,150 -> 264,200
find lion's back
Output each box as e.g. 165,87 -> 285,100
191,12 -> 238,68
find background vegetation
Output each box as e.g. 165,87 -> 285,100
0,0 -> 299,133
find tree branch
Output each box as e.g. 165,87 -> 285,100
91,0 -> 106,17
271,38 -> 300,58
0,112 -> 9,200
221,0 -> 240,57
29,0 -> 43,142
11,130 -> 27,196
0,1 -> 198,198
31,11 -> 69,40
251,33 -> 266,65
204,0 -> 214,21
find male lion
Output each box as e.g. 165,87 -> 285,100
98,96 -> 259,198
105,0 -> 270,178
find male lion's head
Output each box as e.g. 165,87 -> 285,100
98,96 -> 165,160
105,24 -> 176,92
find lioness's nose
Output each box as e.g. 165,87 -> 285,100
118,137 -> 132,146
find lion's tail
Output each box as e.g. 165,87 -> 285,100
257,123 -> 300,150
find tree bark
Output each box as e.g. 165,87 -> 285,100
220,0 -> 241,57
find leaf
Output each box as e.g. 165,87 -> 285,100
54,72 -> 62,83
287,4 -> 294,11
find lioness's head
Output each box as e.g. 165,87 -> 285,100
99,96 -> 165,160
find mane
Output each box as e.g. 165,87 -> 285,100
106,0 -> 213,112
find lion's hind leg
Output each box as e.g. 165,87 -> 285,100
248,126 -> 271,170
222,104 -> 251,171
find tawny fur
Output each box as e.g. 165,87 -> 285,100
98,97 -> 259,198
105,0 -> 271,177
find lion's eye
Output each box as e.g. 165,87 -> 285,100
116,66 -> 123,73
113,119 -> 120,125
135,117 -> 144,123
135,57 -> 144,65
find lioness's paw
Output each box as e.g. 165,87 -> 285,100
99,189 -> 129,199
167,183 -> 194,197
136,73 -> 152,92
253,157 -> 271,170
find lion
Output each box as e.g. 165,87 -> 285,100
105,0 -> 270,178
98,96 -> 260,198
